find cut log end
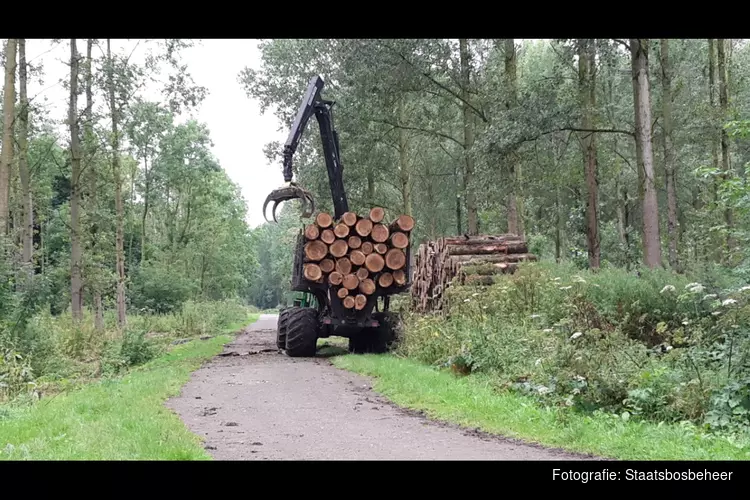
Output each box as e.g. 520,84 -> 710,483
359,278 -> 376,296
348,235 -> 362,249
341,211 -> 358,226
385,248 -> 406,270
333,222 -> 350,238
329,271 -> 343,286
374,243 -> 388,255
390,231 -> 409,249
319,258 -> 335,274
356,267 -> 369,280
350,250 -> 366,266
361,241 -> 374,255
320,229 -> 336,244
365,253 -> 385,273
335,257 -> 352,276
371,223 -> 389,243
378,272 -> 394,288
316,212 -> 333,228
336,287 -> 349,299
303,263 -> 322,282
393,269 -> 406,286
391,214 -> 414,232
355,218 -> 373,237
330,240 -> 349,258
304,224 -> 320,241
343,296 -> 355,309
342,273 -> 360,290
304,240 -> 327,261
369,207 -> 385,223
354,294 -> 368,310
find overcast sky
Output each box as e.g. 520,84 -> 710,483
23,39 -> 287,228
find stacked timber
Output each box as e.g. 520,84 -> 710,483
301,207 -> 414,311
411,234 -> 537,313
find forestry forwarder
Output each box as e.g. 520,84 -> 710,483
262,75 -> 410,358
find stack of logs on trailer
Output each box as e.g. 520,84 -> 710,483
411,233 -> 537,313
300,207 -> 414,311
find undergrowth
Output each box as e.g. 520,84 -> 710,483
397,261 -> 750,440
0,299 -> 254,403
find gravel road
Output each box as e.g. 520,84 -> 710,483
167,314 -> 597,460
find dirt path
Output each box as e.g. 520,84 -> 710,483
167,314 -> 598,460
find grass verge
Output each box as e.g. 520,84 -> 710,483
0,314 -> 258,460
331,354 -> 750,460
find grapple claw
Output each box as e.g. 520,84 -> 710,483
262,184 -> 316,223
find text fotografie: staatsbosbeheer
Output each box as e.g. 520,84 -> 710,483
552,468 -> 734,482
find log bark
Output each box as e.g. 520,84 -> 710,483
343,273 -> 360,290
374,243 -> 388,255
330,240 -> 348,258
378,272 -> 394,288
343,296 -> 355,309
319,258 -> 335,274
446,242 -> 528,255
452,253 -> 537,264
348,235 -> 362,249
305,224 -> 320,240
355,218 -> 373,237
320,229 -> 336,244
385,248 -> 406,270
316,212 -> 333,228
350,250 -> 366,266
359,279 -> 376,296
371,223 -> 389,242
337,286 -> 349,298
369,207 -> 385,223
304,263 -> 322,281
461,262 -> 517,276
335,257 -> 352,275
356,267 -> 369,280
390,232 -> 409,249
341,211 -> 358,226
361,241 -> 374,255
390,214 -> 414,232
365,253 -> 385,273
329,272 -> 343,286
354,294 -> 368,310
334,222 -> 350,238
441,235 -> 524,246
304,240 -> 328,261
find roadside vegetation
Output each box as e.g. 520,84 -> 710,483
334,261 -> 750,459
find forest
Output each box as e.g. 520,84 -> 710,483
244,39 -> 750,441
2,39 -> 750,452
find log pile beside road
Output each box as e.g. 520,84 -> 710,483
301,207 -> 413,310
411,234 -> 537,313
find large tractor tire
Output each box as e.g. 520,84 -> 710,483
276,307 -> 291,350
285,307 -> 320,357
348,312 -> 399,354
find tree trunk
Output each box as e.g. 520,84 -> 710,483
141,156 -> 149,265
578,39 -> 600,269
108,39 -> 127,329
504,39 -> 524,237
84,39 -> 104,331
459,39 -> 478,235
397,96 -> 412,217
717,39 -> 734,255
18,39 -> 33,282
0,39 -> 17,235
708,40 -> 720,207
69,39 -> 84,321
659,39 -> 680,271
630,39 -> 662,269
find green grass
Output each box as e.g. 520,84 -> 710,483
332,354 -> 750,460
0,314 -> 259,460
